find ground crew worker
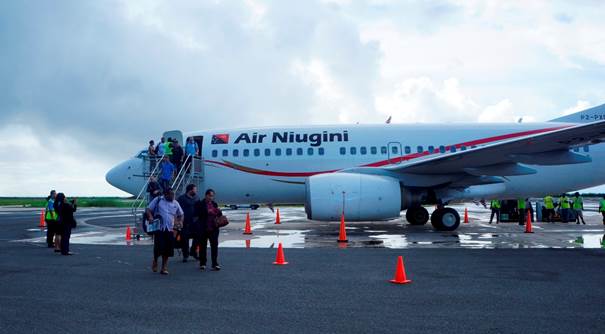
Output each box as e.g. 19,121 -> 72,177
543,195 -> 555,223
599,195 -> 605,225
517,198 -> 526,226
558,193 -> 571,223
572,192 -> 586,225
489,199 -> 501,224
45,190 -> 59,250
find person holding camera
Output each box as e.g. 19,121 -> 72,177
54,193 -> 77,256
146,188 -> 183,275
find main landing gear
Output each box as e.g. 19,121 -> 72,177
405,206 -> 461,231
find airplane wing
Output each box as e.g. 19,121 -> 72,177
342,120 -> 605,187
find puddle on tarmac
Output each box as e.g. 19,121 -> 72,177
571,234 -> 605,249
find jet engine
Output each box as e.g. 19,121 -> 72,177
305,173 -> 402,221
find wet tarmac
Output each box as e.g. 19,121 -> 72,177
6,203 -> 605,249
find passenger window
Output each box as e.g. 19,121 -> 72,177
381,146 -> 387,154
222,149 -> 229,157
583,145 -> 589,152
233,149 -> 239,157
340,147 -> 346,155
286,148 -> 293,156
573,147 -> 580,152
391,146 -> 399,154
350,147 -> 357,155
460,146 -> 467,151
428,146 -> 435,153
297,148 -> 303,156
404,146 -> 411,154
318,147 -> 325,155
307,148 -> 314,155
450,146 -> 456,153
212,150 -> 218,158
264,148 -> 271,156
370,146 -> 377,155
360,147 -> 367,155
439,145 -> 445,153
275,148 -> 282,156
254,149 -> 260,157
417,146 -> 423,153
243,149 -> 250,157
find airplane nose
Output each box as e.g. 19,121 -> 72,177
106,159 -> 139,195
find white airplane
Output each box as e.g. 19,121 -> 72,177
106,104 -> 605,231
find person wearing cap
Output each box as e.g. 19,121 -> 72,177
572,192 -> 586,225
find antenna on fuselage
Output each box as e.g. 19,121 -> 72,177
386,116 -> 392,124
517,117 -> 523,123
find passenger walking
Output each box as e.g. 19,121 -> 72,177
45,190 -> 59,250
489,199 -> 501,224
164,137 -> 173,159
543,195 -> 555,223
185,137 -> 199,172
148,140 -> 157,172
156,137 -> 166,156
517,198 -> 526,225
158,156 -> 176,192
54,193 -> 77,256
572,192 -> 586,225
146,188 -> 184,275
558,194 -> 571,223
147,176 -> 161,202
171,140 -> 185,173
177,184 -> 200,262
599,196 -> 605,225
195,189 -> 224,271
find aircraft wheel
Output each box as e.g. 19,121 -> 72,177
405,206 -> 429,225
431,207 -> 460,231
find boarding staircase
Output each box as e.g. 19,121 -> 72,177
130,154 -> 205,237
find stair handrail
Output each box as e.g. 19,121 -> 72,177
131,154 -> 164,216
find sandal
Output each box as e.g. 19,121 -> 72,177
152,261 -> 158,273
160,269 -> 169,275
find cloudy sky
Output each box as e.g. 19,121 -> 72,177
1,0 -> 605,196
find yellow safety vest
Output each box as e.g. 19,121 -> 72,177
543,196 -> 554,209
559,197 -> 570,209
45,200 -> 58,221
517,199 -> 526,209
491,200 -> 501,209
164,142 -> 173,156
572,196 -> 583,210
599,199 -> 605,212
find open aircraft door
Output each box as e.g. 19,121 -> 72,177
162,130 -> 183,145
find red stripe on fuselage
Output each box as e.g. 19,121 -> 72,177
204,126 -> 570,177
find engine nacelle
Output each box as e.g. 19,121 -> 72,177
305,173 -> 402,221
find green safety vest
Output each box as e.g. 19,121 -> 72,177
517,199 -> 526,209
491,200 -> 501,209
599,199 -> 605,212
572,196 -> 583,210
559,197 -> 570,209
164,142 -> 173,156
543,196 -> 554,209
45,200 -> 58,221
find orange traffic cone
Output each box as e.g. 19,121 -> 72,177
338,213 -> 348,243
273,242 -> 288,265
463,208 -> 469,224
389,256 -> 412,284
525,211 -> 534,233
243,213 -> 252,235
275,208 -> 281,225
125,226 -> 132,241
39,210 -> 45,228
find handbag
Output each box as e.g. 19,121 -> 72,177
214,215 -> 229,228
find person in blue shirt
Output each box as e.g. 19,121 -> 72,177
159,156 -> 176,192
185,137 -> 199,173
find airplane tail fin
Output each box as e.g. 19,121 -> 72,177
549,103 -> 605,123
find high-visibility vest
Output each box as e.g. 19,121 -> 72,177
517,199 -> 526,209
572,196 -> 583,210
559,197 -> 570,209
491,200 -> 501,209
164,142 -> 173,156
45,200 -> 58,221
599,199 -> 605,212
543,196 -> 554,209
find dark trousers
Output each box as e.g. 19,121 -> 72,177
180,232 -> 201,259
200,229 -> 219,267
489,209 -> 500,223
561,208 -> 570,223
601,212 -> 605,224
159,178 -> 171,192
544,209 -> 554,222
518,209 -> 526,225
46,220 -> 57,247
61,226 -> 72,255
